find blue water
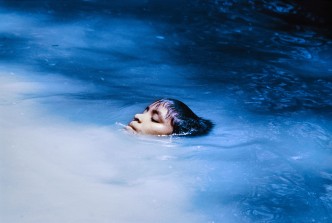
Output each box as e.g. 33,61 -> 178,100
1,1 -> 332,222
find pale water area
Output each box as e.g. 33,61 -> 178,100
1,0 -> 332,222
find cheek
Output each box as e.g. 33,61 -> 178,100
149,124 -> 173,135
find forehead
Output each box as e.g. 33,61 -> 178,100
149,102 -> 170,117
150,102 -> 167,111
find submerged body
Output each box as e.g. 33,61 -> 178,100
126,98 -> 213,136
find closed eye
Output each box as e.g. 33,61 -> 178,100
151,118 -> 159,123
151,110 -> 161,123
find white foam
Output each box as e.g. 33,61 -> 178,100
0,74 -> 207,223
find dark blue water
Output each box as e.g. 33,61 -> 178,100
1,1 -> 332,222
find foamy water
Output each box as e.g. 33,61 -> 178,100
0,73 -> 210,223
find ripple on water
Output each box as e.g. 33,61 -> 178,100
288,122 -> 331,149
269,34 -> 329,62
240,171 -> 325,222
272,32 -> 325,47
262,0 -> 296,14
242,66 -> 332,113
269,32 -> 329,62
275,33 -> 306,45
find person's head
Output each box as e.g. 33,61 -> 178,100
126,98 -> 213,136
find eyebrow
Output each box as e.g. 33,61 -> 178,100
152,110 -> 160,115
145,106 -> 161,118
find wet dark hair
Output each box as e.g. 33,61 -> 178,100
152,98 -> 213,136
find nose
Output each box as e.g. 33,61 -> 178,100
134,114 -> 142,123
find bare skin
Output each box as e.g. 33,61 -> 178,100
125,103 -> 173,135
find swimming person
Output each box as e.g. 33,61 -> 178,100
125,98 -> 213,136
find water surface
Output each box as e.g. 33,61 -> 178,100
1,1 -> 332,222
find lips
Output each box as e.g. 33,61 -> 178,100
125,122 -> 137,133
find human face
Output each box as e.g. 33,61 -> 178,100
126,103 -> 173,135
